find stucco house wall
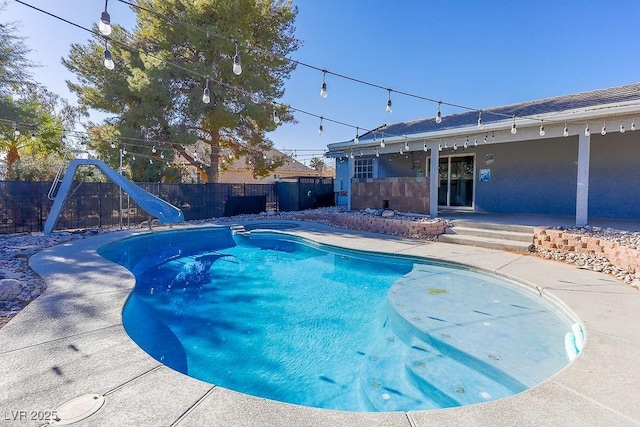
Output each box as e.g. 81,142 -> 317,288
589,132 -> 640,219
472,137 -> 578,216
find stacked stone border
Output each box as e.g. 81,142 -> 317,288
534,228 -> 640,275
296,211 -> 447,238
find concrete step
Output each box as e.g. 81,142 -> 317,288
449,220 -> 535,234
445,226 -> 533,243
438,233 -> 533,253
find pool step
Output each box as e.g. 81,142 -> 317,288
404,338 -> 520,407
359,333 -> 441,412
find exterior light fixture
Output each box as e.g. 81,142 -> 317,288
103,37 -> 115,70
435,101 -> 442,124
99,0 -> 112,36
202,79 -> 211,104
320,70 -> 328,98
386,89 -> 392,113
232,40 -> 242,75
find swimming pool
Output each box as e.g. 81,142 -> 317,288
99,226 -> 576,412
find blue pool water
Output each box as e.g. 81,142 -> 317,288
99,227 -> 575,412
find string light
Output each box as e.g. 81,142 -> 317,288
435,101 -> 442,124
601,121 -> 607,135
584,122 -> 590,137
318,117 -> 323,135
31,132 -> 36,141
463,138 -> 468,149
13,122 -> 20,137
477,111 -> 483,129
202,79 -> 211,104
380,139 -> 385,148
511,116 -> 517,134
438,143 -> 442,152
354,127 -> 359,144
404,140 -> 409,151
149,158 -> 153,164
320,70 -> 328,98
232,40 -> 242,75
484,134 -> 488,143
474,138 -> 478,147
99,0 -> 111,36
423,143 -> 428,152
453,142 -> 458,151
539,120 -> 545,137
386,89 -> 392,113
273,109 -> 280,124
152,145 -> 157,153
110,141 -> 116,148
563,122 -> 569,137
123,145 -> 127,155
632,119 -> 636,131
619,120 -> 625,133
375,148 -> 379,157
103,37 -> 114,70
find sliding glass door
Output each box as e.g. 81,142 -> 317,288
438,155 -> 474,207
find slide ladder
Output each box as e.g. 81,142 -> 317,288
44,159 -> 184,235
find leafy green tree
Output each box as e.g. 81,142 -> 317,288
309,156 -> 326,174
64,0 -> 299,183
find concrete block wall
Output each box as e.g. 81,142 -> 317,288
350,177 -> 430,214
534,228 -> 640,274
299,212 -> 446,238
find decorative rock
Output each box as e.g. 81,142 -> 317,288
381,210 -> 395,218
0,279 -> 23,301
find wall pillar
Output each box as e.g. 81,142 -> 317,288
429,143 -> 439,217
347,155 -> 354,211
576,133 -> 590,226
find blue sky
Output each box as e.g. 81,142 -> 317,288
4,0 -> 640,164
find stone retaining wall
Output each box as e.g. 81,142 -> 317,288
298,211 -> 446,238
534,228 -> 640,274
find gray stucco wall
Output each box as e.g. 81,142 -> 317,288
589,132 -> 640,220
378,152 -> 426,178
473,137 -> 578,216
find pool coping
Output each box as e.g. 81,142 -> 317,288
1,221 -> 639,426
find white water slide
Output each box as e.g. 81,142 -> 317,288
44,159 -> 184,235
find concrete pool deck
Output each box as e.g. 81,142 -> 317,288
1,221 -> 639,426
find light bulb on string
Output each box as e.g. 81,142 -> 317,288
438,143 -> 442,152
453,142 -> 458,151
484,134 -> 488,143
99,0 -> 111,36
380,139 -> 385,148
13,122 -> 19,138
423,143 -> 428,152
563,122 -> 569,137
160,152 -> 165,159
31,132 -> 36,141
318,117 -> 324,136
601,121 -> 607,135
464,137 -> 469,149
123,146 -> 127,155
273,109 -> 280,124
132,154 -> 135,160
232,40 -> 242,75
399,148 -> 403,155
477,111 -> 483,129
110,141 -> 116,148
320,70 -> 328,98
375,149 -> 379,157
474,138 -> 478,147
511,116 -> 517,134
103,37 -> 114,70
435,101 -> 442,124
152,145 -> 157,153
202,79 -> 211,104
631,119 -> 636,131
149,158 -> 153,165
539,120 -> 545,137
404,140 -> 409,151
620,120 -> 625,134
584,122 -> 590,137
354,127 -> 359,144
386,89 -> 392,113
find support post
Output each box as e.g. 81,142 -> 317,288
576,133 -> 590,226
347,155 -> 354,211
429,143 -> 439,218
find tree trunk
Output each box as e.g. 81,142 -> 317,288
207,129 -> 221,183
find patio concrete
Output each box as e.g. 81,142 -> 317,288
1,221 -> 639,426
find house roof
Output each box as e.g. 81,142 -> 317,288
225,147 -> 317,174
327,82 -> 640,153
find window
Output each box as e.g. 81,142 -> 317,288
354,158 -> 374,179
